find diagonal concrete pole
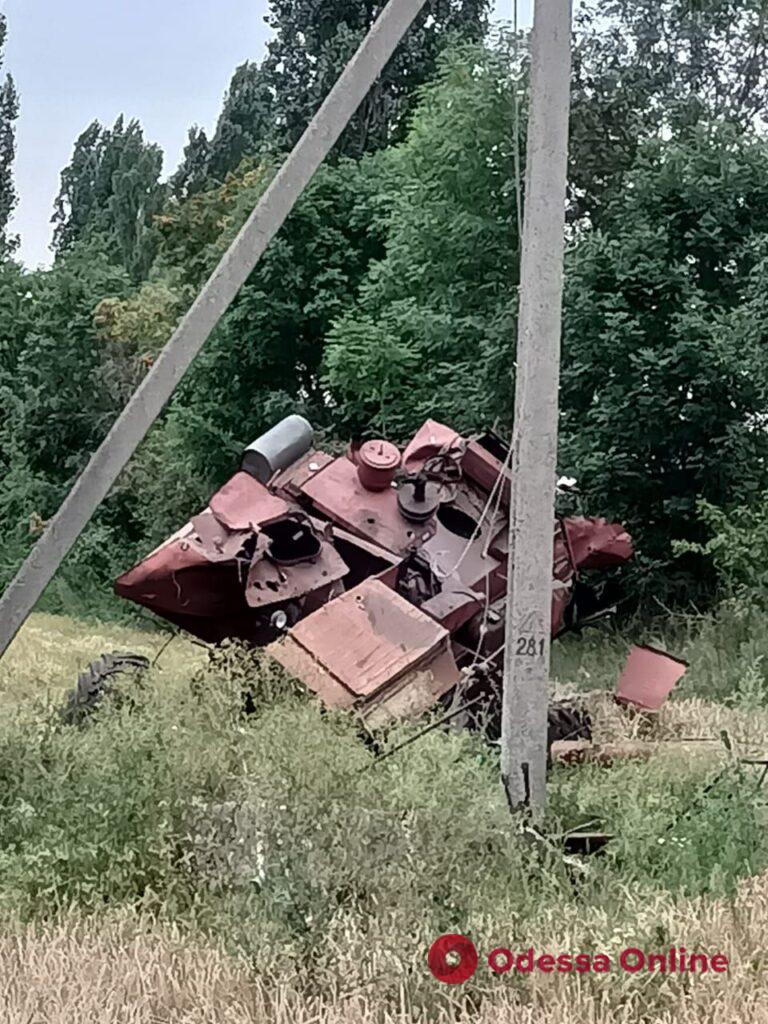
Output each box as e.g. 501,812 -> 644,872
0,0 -> 430,660
501,0 -> 572,813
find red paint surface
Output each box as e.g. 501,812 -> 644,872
616,645 -> 688,710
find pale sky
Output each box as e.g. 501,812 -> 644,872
4,1 -> 525,269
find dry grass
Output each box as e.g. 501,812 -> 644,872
1,867 -> 768,1024
0,612 -> 205,708
569,686 -> 768,756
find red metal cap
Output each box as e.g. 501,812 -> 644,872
359,439 -> 401,470
357,440 -> 401,491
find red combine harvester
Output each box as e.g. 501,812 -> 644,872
106,416 -> 632,732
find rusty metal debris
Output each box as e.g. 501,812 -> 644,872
615,645 -> 688,712
551,739 -> 655,766
562,831 -> 613,857
115,416 -> 634,728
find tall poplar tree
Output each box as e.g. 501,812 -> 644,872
52,116 -> 164,281
0,15 -> 19,260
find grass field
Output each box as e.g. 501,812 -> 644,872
1,609 -> 767,1022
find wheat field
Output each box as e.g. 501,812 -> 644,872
2,875 -> 768,1024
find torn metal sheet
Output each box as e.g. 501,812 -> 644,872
209,471 -> 290,530
401,419 -> 462,473
188,512 -> 252,564
246,537 -> 348,607
286,578 -> 453,700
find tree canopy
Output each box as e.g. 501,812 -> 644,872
52,117 -> 164,281
0,15 -> 18,259
5,0 -> 768,611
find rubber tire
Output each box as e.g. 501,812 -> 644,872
61,651 -> 150,724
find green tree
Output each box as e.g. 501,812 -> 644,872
206,62 -> 275,182
0,240 -> 131,486
52,116 -> 164,281
560,124 -> 768,583
0,260 -> 38,478
0,240 -> 133,597
264,0 -> 489,158
172,63 -> 274,195
162,156 -> 386,488
95,151 -> 388,541
170,126 -> 213,201
570,0 -> 768,224
324,44 -> 521,439
0,15 -> 19,259
172,0 -> 490,190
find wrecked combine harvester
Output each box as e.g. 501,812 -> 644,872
114,417 -> 632,728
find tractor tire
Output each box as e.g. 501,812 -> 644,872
61,651 -> 150,725
547,699 -> 593,747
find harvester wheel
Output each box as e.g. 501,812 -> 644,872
61,651 -> 150,724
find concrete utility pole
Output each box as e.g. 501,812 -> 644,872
0,0 -> 430,661
501,0 -> 573,812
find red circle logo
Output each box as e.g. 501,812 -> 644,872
427,934 -> 479,984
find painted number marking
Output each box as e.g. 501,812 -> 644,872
515,636 -> 545,657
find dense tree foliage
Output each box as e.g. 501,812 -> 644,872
0,15 -> 18,259
560,126 -> 768,581
5,1 -> 768,612
263,0 -> 489,157
325,45 -> 521,438
52,117 -> 164,281
570,0 -> 768,223
172,0 -> 490,190
171,65 -> 274,196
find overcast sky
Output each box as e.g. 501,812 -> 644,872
4,0 -> 527,269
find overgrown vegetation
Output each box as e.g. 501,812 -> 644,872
1,613 -> 768,1021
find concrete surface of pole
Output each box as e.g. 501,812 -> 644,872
500,0 -> 573,812
0,0 -> 430,662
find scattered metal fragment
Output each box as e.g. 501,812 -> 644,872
615,645 -> 688,712
551,740 -> 655,766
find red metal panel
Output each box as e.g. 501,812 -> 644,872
189,512 -> 251,563
299,456 -> 434,555
615,645 -> 687,711
271,449 -> 334,499
421,519 -> 501,591
402,419 -> 461,472
288,578 -> 449,699
268,635 -> 358,708
420,588 -> 482,633
461,440 -> 511,503
115,536 -> 249,620
363,647 -> 461,725
562,517 -> 633,570
209,471 -> 290,530
246,541 -> 349,607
